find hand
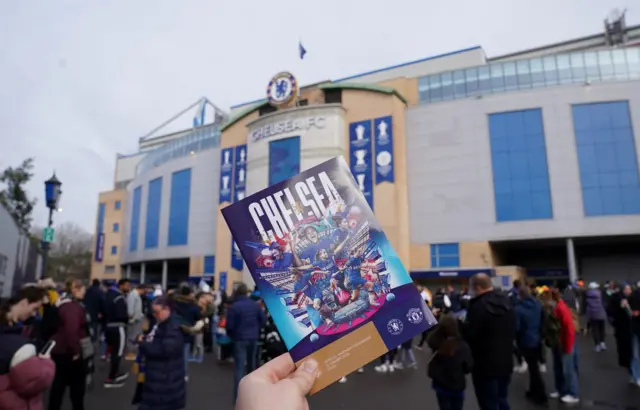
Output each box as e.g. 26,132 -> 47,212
72,354 -> 80,361
621,299 -> 629,308
38,353 -> 51,360
235,354 -> 318,410
137,334 -> 145,343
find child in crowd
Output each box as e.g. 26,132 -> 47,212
427,313 -> 474,410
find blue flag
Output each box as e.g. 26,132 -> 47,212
299,41 -> 307,60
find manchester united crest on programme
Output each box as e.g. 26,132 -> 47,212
266,71 -> 298,106
406,308 -> 424,324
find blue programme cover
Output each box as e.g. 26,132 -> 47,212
221,156 -> 436,393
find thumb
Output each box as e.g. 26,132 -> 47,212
288,358 -> 319,394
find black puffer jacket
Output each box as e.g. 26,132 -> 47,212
463,290 -> 516,377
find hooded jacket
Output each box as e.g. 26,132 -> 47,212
464,289 -> 516,377
171,294 -> 202,344
50,298 -> 88,357
553,299 -> 575,354
515,296 -> 542,349
0,325 -> 55,410
584,288 -> 607,321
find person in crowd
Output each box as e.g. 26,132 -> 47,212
607,283 -> 638,384
427,313 -> 473,410
83,279 -> 104,344
126,284 -> 145,361
374,348 -> 398,374
136,296 -> 186,410
515,286 -> 548,407
206,285 -> 222,354
464,273 -> 516,410
603,281 -> 618,312
394,338 -> 418,370
509,280 -> 527,374
103,278 -> 131,388
192,292 -> 214,363
48,278 -> 91,410
541,289 -> 579,404
415,285 -> 432,350
226,282 -> 266,403
585,282 -> 608,351
447,284 -> 462,313
38,277 -> 62,348
432,287 -> 452,319
629,284 -> 640,386
259,307 -> 286,365
170,283 -> 202,380
0,288 -> 55,410
235,354 -> 318,410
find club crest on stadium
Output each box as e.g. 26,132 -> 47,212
266,71 -> 298,106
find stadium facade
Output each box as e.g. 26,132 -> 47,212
91,18 -> 640,291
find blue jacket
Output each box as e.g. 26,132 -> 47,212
227,295 -> 266,342
139,316 -> 185,410
515,296 -> 542,349
83,284 -> 104,323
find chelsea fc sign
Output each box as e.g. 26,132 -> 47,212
267,72 -> 298,106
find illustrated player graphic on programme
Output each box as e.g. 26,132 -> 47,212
221,157 -> 435,386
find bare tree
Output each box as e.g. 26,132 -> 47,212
33,222 -> 92,281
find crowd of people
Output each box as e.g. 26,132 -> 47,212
1,274 -> 639,410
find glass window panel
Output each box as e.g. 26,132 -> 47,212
612,49 -> 628,80
418,76 -> 430,93
453,69 -> 466,98
570,53 -> 586,81
583,52 -> 600,80
556,54 -> 572,84
478,66 -> 491,94
465,67 -> 479,96
429,74 -> 443,102
516,60 -> 532,88
440,72 -> 454,101
598,50 -> 615,80
503,62 -> 518,91
530,58 -> 545,87
627,48 -> 640,80
543,56 -> 558,85
490,63 -> 505,92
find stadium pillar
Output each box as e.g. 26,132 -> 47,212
566,238 -> 578,284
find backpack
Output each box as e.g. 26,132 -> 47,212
541,306 -> 562,348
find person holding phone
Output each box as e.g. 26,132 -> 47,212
48,278 -> 90,410
0,287 -> 55,410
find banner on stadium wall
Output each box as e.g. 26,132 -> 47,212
231,239 -> 244,271
219,147 -> 235,203
94,233 -> 105,262
234,144 -> 247,202
410,268 -> 494,280
219,271 -> 227,292
374,116 -> 394,184
348,120 -> 374,210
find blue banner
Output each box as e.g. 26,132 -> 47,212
94,233 -> 105,262
219,271 -> 227,292
234,144 -> 247,202
231,239 -> 243,271
219,147 -> 235,203
374,116 -> 394,184
349,120 -> 374,210
527,268 -> 568,278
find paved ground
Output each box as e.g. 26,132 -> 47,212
61,334 -> 639,410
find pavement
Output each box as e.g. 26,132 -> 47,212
63,334 -> 639,410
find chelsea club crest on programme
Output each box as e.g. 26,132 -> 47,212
266,71 -> 298,106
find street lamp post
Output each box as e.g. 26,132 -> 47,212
42,173 -> 62,278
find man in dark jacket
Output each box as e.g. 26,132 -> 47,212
515,286 -> 548,406
227,283 -> 266,404
464,273 -> 516,410
170,284 -> 202,380
103,278 -> 130,388
83,279 -> 104,343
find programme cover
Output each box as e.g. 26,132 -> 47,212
221,156 -> 436,393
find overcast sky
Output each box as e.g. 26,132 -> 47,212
0,0 -> 637,233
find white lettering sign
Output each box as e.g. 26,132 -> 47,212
250,116 -> 326,142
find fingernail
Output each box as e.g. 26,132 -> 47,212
302,359 -> 319,373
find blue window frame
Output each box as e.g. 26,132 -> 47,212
204,256 -> 215,274
488,109 -> 553,222
129,186 -> 142,251
115,200 -> 121,210
113,223 -> 119,233
145,177 -> 163,249
168,169 -> 191,246
110,245 -> 117,255
269,137 -> 301,186
96,203 -> 106,233
572,101 -> 640,216
430,243 -> 460,268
